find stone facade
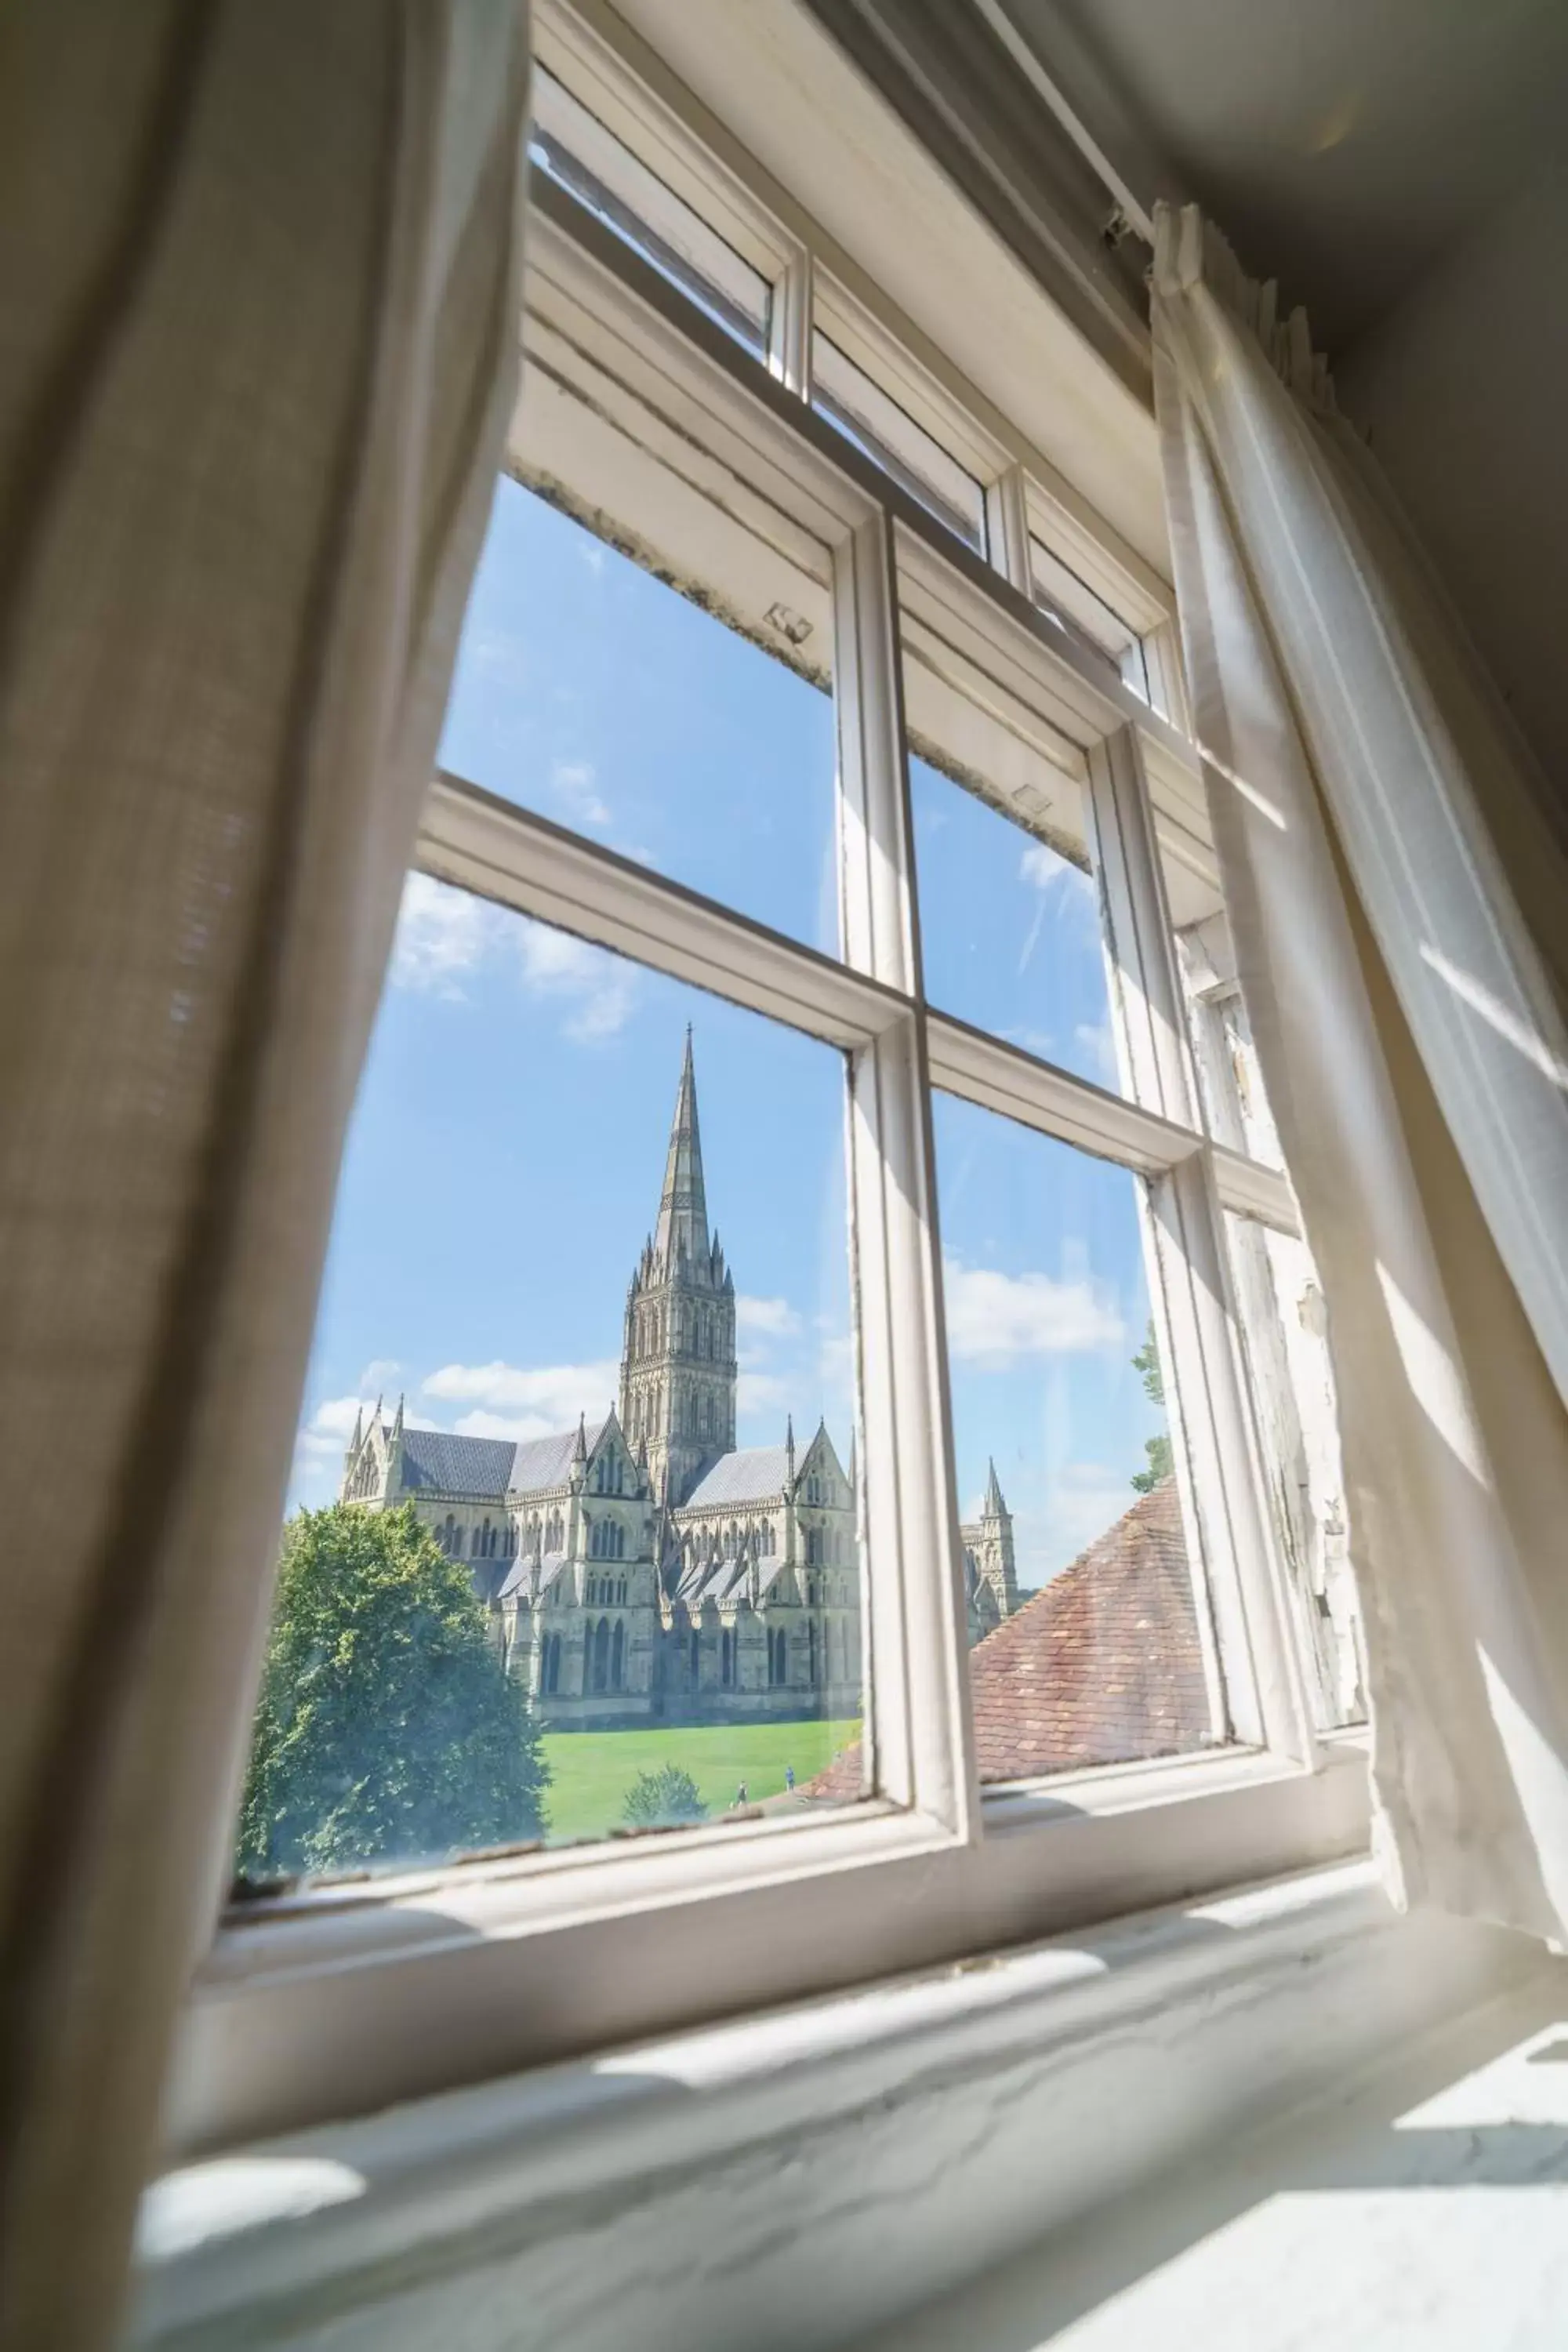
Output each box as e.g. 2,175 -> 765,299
339,1033 -> 1007,1726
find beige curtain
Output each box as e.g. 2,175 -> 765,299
0,6 -> 529,2346
1152,201 -> 1568,1945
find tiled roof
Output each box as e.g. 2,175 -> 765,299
397,1420 -> 608,1501
681,1446 -> 791,1509
398,1428 -> 516,1498
804,1480 -> 1208,1798
674,1552 -> 750,1607
509,1421 -> 607,1498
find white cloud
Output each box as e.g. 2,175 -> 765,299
516,917 -> 637,1042
1019,841 -> 1092,898
1073,1018 -> 1120,1085
389,877 -> 635,1040
1029,1460 -> 1147,1579
1000,1025 -> 1058,1061
463,622 -> 529,688
453,1407 -> 564,1443
292,1392 -> 438,1496
422,1358 -> 620,1428
942,1257 -> 1124,1368
736,1295 -> 802,1341
310,1394 -> 373,1443
551,760 -> 611,830
390,872 -> 505,997
358,1357 -> 402,1393
737,1370 -> 791,1417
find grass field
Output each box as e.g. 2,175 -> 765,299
540,1718 -> 860,1844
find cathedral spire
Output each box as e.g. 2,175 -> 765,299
983,1457 -> 1006,1519
653,1025 -> 709,1267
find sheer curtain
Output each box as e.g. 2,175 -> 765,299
1152,201 -> 1568,1946
0,7 -> 529,2347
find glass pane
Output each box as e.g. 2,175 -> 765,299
239,894 -> 864,1886
530,73 -> 770,358
1225,1211 -> 1366,1727
1028,533 -> 1133,659
441,478 -> 839,956
931,1091 -> 1222,1782
909,753 -> 1120,1091
813,332 -> 986,552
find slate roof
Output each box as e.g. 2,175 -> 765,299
804,1480 -> 1208,1798
397,1428 -> 517,1498
681,1446 -> 791,1510
397,1420 -> 608,1501
509,1420 -> 608,1497
673,1552 -> 749,1608
496,1549 -> 572,1602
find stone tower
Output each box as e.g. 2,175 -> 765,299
620,1029 -> 737,1506
973,1459 -> 1018,1619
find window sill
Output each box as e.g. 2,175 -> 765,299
135,1853 -> 1535,2352
169,1739 -> 1371,2157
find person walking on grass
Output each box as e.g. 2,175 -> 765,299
734,1780 -> 748,1809
785,1762 -> 795,1792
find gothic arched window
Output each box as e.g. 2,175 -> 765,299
689,1628 -> 700,1686
592,1615 -> 611,1694
808,1620 -> 818,1682
611,1618 -> 625,1692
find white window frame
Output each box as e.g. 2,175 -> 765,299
169,54 -> 1369,2164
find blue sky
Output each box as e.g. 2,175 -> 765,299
292,482 -> 1171,1590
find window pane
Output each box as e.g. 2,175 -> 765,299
931,1091 -> 1222,1782
909,753 -> 1119,1092
240,894 -> 865,1885
530,73 -> 770,358
1225,1211 -> 1366,1728
441,478 -> 839,956
813,332 -> 986,552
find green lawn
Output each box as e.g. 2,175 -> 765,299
540,1718 -> 861,1844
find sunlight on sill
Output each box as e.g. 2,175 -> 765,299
138,2157 -> 366,2263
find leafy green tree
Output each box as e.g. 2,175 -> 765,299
237,1503 -> 549,1878
622,1763 -> 708,1831
1131,1319 -> 1174,1494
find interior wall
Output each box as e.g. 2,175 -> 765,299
1337,158 -> 1568,823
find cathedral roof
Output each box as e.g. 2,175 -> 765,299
396,1421 -> 609,1501
681,1445 -> 793,1509
510,1421 -> 608,1497
397,1428 -> 516,1498
496,1548 -> 573,1600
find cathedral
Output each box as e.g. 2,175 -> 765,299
341,1032 -> 1018,1726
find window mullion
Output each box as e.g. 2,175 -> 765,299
1086,721 -> 1316,1763
768,246 -> 813,401
833,510 -> 976,1835
985,463 -> 1033,597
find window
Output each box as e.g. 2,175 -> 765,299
192,47 -> 1363,2156
931,1091 -> 1219,1778
812,331 -> 987,553
530,68 -> 771,359
441,481 -> 837,956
